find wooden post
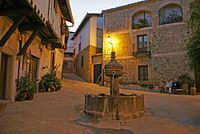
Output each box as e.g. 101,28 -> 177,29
0,16 -> 26,47
17,30 -> 39,56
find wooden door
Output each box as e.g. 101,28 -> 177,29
30,56 -> 39,89
94,64 -> 102,84
0,54 -> 9,99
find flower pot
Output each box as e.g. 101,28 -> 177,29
16,92 -> 28,101
39,88 -> 46,92
27,95 -> 34,100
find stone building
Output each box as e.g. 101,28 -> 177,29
0,0 -> 74,102
72,13 -> 103,83
63,32 -> 74,73
102,0 -> 193,84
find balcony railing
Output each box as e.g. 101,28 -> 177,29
96,48 -> 102,54
132,50 -> 151,57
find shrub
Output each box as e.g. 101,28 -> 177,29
140,83 -> 148,88
147,84 -> 154,89
39,79 -> 45,91
178,73 -> 194,87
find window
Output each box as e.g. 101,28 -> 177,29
96,28 -> 103,53
53,0 -> 57,13
137,35 -> 147,52
132,11 -> 152,29
51,52 -> 55,69
159,4 -> 183,25
78,42 -> 81,51
78,36 -> 81,52
81,56 -> 84,67
138,65 -> 148,81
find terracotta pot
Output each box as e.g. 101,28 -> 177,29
39,89 -> 46,92
27,95 -> 34,100
16,92 -> 28,101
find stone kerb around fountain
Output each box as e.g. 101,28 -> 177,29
84,93 -> 144,120
84,51 -> 144,120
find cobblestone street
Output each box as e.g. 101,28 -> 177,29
0,73 -> 200,134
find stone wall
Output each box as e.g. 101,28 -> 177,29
103,0 -> 193,84
75,46 -> 91,82
75,45 -> 103,83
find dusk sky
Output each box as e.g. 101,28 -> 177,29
69,0 -> 143,32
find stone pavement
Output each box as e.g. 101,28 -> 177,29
0,73 -> 200,134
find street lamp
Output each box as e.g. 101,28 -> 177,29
107,36 -> 113,52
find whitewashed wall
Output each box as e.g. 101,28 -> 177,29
74,20 -> 91,56
65,32 -> 74,53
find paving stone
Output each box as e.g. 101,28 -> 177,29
0,73 -> 199,134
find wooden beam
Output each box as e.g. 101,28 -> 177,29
18,25 -> 45,32
17,30 -> 39,56
0,9 -> 34,16
42,38 -> 61,44
0,16 -> 26,47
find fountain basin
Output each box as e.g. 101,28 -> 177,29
84,93 -> 144,120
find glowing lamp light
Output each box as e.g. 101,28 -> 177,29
106,36 -> 111,42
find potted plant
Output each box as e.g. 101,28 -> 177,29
16,74 -> 35,101
178,73 -> 194,87
138,18 -> 148,27
178,73 -> 194,94
41,65 -> 62,92
133,18 -> 149,29
39,79 -> 46,92
167,11 -> 182,24
16,91 -> 27,101
27,85 -> 36,100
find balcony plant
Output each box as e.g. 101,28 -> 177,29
133,18 -> 149,29
166,11 -> 182,24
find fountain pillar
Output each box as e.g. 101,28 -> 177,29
105,51 -> 123,96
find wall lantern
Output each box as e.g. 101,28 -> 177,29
106,36 -> 111,43
107,36 -> 114,51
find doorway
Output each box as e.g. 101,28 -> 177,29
94,64 -> 102,84
0,53 -> 9,99
30,56 -> 39,89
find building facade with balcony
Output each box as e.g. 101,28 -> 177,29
72,13 -> 103,83
63,32 -> 74,73
102,0 -> 192,84
0,0 -> 74,102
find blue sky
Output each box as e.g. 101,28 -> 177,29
68,0 -> 143,32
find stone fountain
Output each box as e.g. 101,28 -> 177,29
84,51 -> 144,120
